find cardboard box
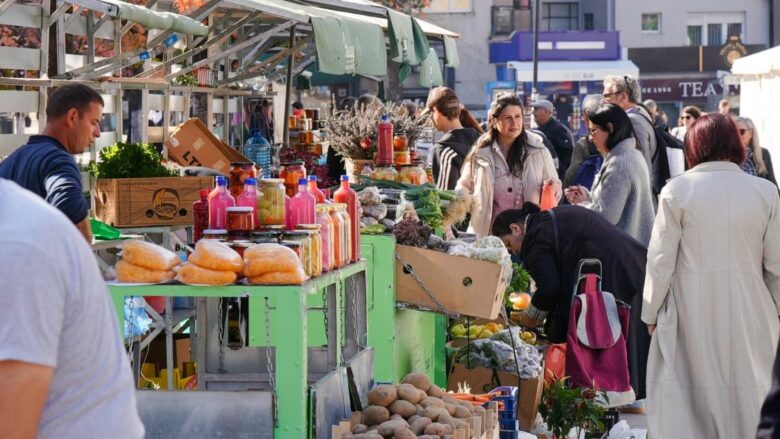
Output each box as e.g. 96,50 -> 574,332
164,118 -> 250,175
175,338 -> 191,372
395,245 -> 510,320
447,363 -> 544,433
93,176 -> 214,228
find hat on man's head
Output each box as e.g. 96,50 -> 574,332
530,99 -> 554,112
422,86 -> 460,117
292,101 -> 304,109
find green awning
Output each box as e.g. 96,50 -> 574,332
388,9 -> 421,66
311,16 -> 386,76
96,0 -> 208,36
444,35 -> 459,68
411,18 -> 430,65
419,48 -> 443,88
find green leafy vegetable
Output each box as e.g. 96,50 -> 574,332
89,142 -> 180,179
505,263 -> 531,306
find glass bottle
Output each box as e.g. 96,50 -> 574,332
333,175 -> 361,262
208,176 -> 235,229
235,178 -> 258,227
328,205 -> 345,268
307,175 -> 326,204
192,189 -> 209,243
336,204 -> 353,264
315,204 -> 334,272
289,178 -> 315,229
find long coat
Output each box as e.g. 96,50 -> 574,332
642,161 -> 780,438
520,205 -> 650,398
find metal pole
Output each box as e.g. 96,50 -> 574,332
531,0 -> 541,101
282,24 -> 296,146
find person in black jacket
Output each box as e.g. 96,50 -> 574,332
531,99 -> 574,179
427,87 -> 480,190
492,203 -> 650,400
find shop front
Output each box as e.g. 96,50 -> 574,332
640,76 -> 741,126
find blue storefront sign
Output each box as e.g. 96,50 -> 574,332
490,31 -> 622,64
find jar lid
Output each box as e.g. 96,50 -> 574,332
263,225 -> 286,231
226,206 -> 254,212
281,160 -> 304,166
232,241 -> 254,248
230,161 -> 255,167
260,178 -> 284,184
280,240 -> 301,247
298,224 -> 321,230
203,229 -> 228,234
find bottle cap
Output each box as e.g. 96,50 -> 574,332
199,189 -> 209,197
298,178 -> 308,185
245,178 -> 257,185
380,114 -> 390,122
308,175 -> 318,182
340,175 -> 349,182
216,176 -> 227,185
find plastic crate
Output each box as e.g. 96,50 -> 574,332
484,386 -> 518,422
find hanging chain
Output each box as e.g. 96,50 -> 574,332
349,276 -> 361,348
126,296 -> 136,360
394,252 -> 460,319
217,298 -> 225,372
321,287 -> 329,344
340,284 -> 346,350
263,297 -> 278,426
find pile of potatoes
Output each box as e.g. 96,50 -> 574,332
344,372 -> 487,439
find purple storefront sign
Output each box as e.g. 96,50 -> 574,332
641,78 -> 740,101
490,31 -> 621,63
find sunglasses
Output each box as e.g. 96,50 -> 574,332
603,91 -> 620,99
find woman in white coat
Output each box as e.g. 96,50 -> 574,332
642,113 -> 780,438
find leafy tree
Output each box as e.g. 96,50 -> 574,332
376,0 -> 431,15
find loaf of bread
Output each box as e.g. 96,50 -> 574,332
243,244 -> 302,277
115,259 -> 175,283
248,268 -> 308,285
175,262 -> 237,285
189,240 -> 244,273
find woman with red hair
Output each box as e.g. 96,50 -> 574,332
642,113 -> 780,438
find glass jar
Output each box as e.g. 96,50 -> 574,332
327,206 -> 345,269
335,204 -> 353,265
398,164 -> 428,186
283,231 -> 312,277
298,225 -> 322,277
280,162 -> 306,197
251,231 -> 281,244
202,229 -> 229,241
393,132 -> 408,151
315,205 -> 334,272
306,143 -> 323,156
226,206 -> 255,233
229,162 -> 257,198
371,166 -> 398,182
288,115 -> 298,130
280,240 -> 302,263
298,131 -> 314,144
230,241 -> 252,258
258,179 -> 286,226
394,150 -> 411,165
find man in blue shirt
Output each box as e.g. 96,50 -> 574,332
0,84 -> 103,242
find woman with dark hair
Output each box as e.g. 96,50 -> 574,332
458,104 -> 483,134
456,93 -> 560,237
491,203 -> 649,402
565,103 -> 655,245
735,116 -> 777,185
642,113 -> 780,438
671,105 -> 702,142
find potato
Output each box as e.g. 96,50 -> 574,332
390,414 -> 405,422
453,400 -> 475,412
402,372 -> 431,392
454,405 -> 471,419
420,396 -> 446,409
407,415 -> 421,425
352,424 -> 368,434
416,405 -> 425,416
393,426 -> 417,439
452,418 -> 469,431
389,400 -> 417,418
418,389 -> 428,403
424,422 -> 453,436
473,405 -> 486,415
444,403 -> 457,416
438,411 -> 455,428
417,436 -> 438,439
377,420 -> 407,437
441,395 -> 458,405
368,385 -> 397,407
351,434 -> 382,439
362,405 -> 390,426
427,384 -> 445,398
422,406 -> 447,421
410,416 -> 432,435
397,383 -> 425,404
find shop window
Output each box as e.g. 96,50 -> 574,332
514,0 -> 530,10
584,13 -> 594,31
708,23 -> 723,46
542,2 -> 579,31
687,25 -> 702,46
641,13 -> 661,33
492,6 -> 514,35
425,0 -> 472,13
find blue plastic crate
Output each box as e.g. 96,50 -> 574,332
484,386 -> 518,421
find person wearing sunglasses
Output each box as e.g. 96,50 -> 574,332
671,105 -> 702,142
735,116 -> 777,185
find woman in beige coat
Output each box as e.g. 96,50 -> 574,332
457,94 -> 560,237
642,113 -> 780,438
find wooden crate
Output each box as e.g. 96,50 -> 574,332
93,176 -> 214,228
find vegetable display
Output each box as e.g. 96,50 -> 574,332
454,327 -> 543,379
89,142 -> 180,179
393,216 -> 432,248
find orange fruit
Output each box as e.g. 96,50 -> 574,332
484,323 -> 500,333
510,292 -> 531,311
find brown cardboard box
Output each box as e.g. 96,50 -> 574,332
94,176 -> 213,228
395,245 -> 510,320
447,362 -> 544,432
164,118 -> 250,174
175,338 -> 191,372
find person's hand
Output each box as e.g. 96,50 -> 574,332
515,311 -> 542,328
565,185 -> 590,204
647,324 -> 656,336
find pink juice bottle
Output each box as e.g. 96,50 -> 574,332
289,178 -> 315,229
307,175 -> 326,204
333,175 -> 361,262
376,114 -> 394,166
236,177 -> 259,228
208,176 -> 235,229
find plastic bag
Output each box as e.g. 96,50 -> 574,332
544,343 -> 567,383
357,187 -> 382,205
243,244 -> 302,277
175,262 -> 237,285
120,239 -> 180,271
189,240 -> 244,273
115,259 -> 175,283
540,181 -> 558,211
248,267 -> 308,285
124,297 -> 152,337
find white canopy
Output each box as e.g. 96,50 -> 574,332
731,45 -> 780,76
507,60 -> 639,82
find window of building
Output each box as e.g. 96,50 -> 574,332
542,2 -> 579,31
641,13 -> 661,32
707,23 -> 723,46
584,13 -> 594,30
687,25 -> 702,46
687,12 -> 745,46
424,0 -> 473,13
492,6 -> 515,35
727,23 -> 743,39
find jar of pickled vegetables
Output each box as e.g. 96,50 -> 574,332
371,166 -> 398,182
251,231 -> 281,244
327,205 -> 345,269
280,162 -> 306,197
258,179 -> 286,226
202,229 -> 229,241
335,204 -> 353,265
394,150 -> 411,165
230,241 -> 252,258
298,225 -> 322,277
226,206 -> 255,232
393,132 -> 408,151
283,230 -> 312,277
398,164 -> 428,186
315,205 -> 334,272
280,240 -> 302,262
229,162 -> 257,198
